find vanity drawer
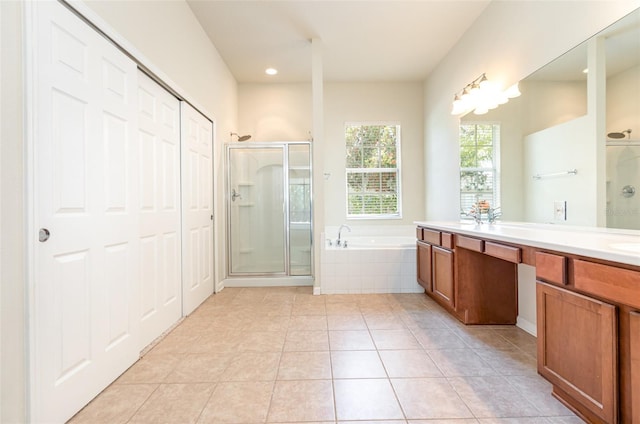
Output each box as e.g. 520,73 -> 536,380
485,242 -> 521,263
416,227 -> 423,241
535,252 -> 567,285
456,235 -> 484,252
441,232 -> 454,249
574,259 -> 640,309
422,228 -> 441,245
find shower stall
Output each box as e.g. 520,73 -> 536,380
226,142 -> 313,280
606,141 -> 640,230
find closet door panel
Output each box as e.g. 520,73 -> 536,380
32,1 -> 140,422
137,71 -> 182,349
181,102 -> 214,314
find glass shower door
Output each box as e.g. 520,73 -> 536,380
228,146 -> 286,274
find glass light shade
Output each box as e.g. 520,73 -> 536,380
473,106 -> 489,115
505,82 -> 521,98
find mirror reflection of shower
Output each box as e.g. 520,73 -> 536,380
230,132 -> 252,142
606,129 -> 640,230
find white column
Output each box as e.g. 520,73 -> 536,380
312,38 -> 324,294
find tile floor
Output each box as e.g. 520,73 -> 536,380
69,287 -> 582,424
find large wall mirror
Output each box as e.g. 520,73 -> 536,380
461,7 -> 640,231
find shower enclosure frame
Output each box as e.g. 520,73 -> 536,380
225,141 -> 314,278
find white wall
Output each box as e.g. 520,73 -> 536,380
423,1 -> 640,221
0,0 -> 237,420
238,83 -> 312,142
237,82 -> 425,230
324,83 -> 425,227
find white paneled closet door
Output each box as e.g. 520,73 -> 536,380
181,103 -> 215,314
138,71 -> 182,349
31,1 -> 140,422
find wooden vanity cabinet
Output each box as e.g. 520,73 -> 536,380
432,245 -> 455,308
416,241 -> 432,292
536,253 -> 640,424
536,281 -> 618,423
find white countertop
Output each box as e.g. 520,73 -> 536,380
414,221 -> 640,267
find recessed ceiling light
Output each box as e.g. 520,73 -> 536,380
265,68 -> 278,76
582,68 -> 589,74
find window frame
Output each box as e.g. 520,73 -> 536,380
459,121 -> 501,221
344,122 -> 403,220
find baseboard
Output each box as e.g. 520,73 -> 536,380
313,286 -> 321,295
517,316 -> 537,337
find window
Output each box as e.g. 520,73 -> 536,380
345,123 -> 401,218
459,123 -> 500,219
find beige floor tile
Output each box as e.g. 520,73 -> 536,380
284,330 -> 330,351
370,329 -> 422,350
267,380 -> 335,422
477,418 -> 552,423
219,352 -> 281,381
329,330 -> 376,350
392,378 -> 473,419
150,331 -> 202,355
426,349 -> 498,377
188,331 -> 243,353
474,347 -> 538,376
115,353 -> 182,384
331,350 -> 387,378
409,420 -> 478,424
412,328 -> 468,349
289,315 -> 328,331
451,327 -> 518,351
68,384 -> 157,424
327,314 -> 368,330
292,302 -> 327,316
128,383 -> 214,424
326,302 -> 362,315
235,331 -> 287,352
363,313 -> 407,329
506,375 -> 575,416
165,353 -> 235,383
400,311 -> 449,329
277,351 -> 332,380
379,350 -> 442,378
448,376 -> 541,418
197,381 -> 274,423
334,379 -> 404,420
244,316 -> 291,332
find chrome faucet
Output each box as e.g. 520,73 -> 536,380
337,224 -> 351,246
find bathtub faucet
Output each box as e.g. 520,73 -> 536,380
337,224 -> 352,247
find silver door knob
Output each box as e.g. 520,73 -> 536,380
39,228 -> 50,242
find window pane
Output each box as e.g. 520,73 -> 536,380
345,123 -> 400,218
347,173 -> 363,192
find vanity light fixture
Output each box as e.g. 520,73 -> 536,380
451,73 -> 521,116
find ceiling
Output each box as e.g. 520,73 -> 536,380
186,0 -> 491,83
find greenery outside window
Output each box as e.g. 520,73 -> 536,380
346,123 -> 402,218
459,122 -> 500,219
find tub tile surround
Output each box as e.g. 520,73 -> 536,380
321,225 -> 422,294
69,287 -> 581,424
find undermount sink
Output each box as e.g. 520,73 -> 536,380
609,243 -> 640,253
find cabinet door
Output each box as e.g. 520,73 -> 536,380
417,241 -> 432,292
630,311 -> 640,424
536,282 -> 617,423
432,246 -> 454,308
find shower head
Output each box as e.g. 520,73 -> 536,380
607,129 -> 632,139
230,132 -> 251,142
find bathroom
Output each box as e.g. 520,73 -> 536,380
3,1 -> 640,422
